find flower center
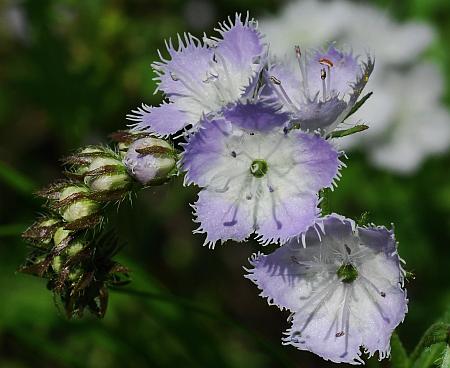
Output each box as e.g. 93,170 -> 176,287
336,263 -> 358,283
250,160 -> 268,178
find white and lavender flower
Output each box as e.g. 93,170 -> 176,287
181,102 -> 342,247
127,13 -> 265,136
265,45 -> 374,134
246,214 -> 408,364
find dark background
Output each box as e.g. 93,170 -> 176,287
0,0 -> 449,367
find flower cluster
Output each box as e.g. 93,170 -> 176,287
125,13 -> 407,364
21,132 -> 177,317
21,12 -> 409,365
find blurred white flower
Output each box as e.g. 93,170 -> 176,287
183,0 -> 216,30
261,0 -> 450,173
0,0 -> 28,42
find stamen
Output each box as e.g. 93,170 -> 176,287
203,72 -> 219,83
319,58 -> 333,95
269,76 -> 299,112
319,58 -> 334,68
321,68 -> 327,102
294,45 -> 310,100
169,70 -> 213,110
222,175 -> 252,226
213,51 -> 235,98
339,286 -> 352,358
298,280 -> 339,333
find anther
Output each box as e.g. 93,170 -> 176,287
231,151 -> 237,158
170,72 -> 179,81
319,58 -> 333,93
203,72 -> 218,83
270,76 -> 281,85
270,76 -> 299,112
321,68 -> 327,101
294,45 -> 310,100
319,58 -> 334,68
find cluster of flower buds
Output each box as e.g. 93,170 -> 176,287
21,131 -> 177,318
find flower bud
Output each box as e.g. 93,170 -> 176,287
109,130 -> 151,158
123,137 -> 177,185
75,147 -> 105,175
22,218 -> 60,247
52,255 -> 62,273
53,226 -> 72,246
58,185 -> 100,222
84,156 -> 131,192
52,227 -> 86,276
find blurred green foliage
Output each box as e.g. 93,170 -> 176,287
0,0 -> 449,367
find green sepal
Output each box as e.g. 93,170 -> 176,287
345,91 -> 373,119
319,188 -> 332,216
390,332 -> 410,368
329,124 -> 369,139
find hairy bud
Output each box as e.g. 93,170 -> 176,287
58,185 -> 100,223
84,156 -> 131,192
22,217 -> 60,247
123,137 -> 177,185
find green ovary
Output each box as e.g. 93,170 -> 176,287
250,159 -> 268,178
337,263 -> 358,283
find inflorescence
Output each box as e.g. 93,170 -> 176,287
21,12 -> 407,365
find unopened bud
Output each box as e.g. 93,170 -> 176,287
59,186 -> 100,222
109,130 -> 151,158
64,146 -> 106,177
53,227 -> 72,246
22,218 -> 60,247
123,137 -> 177,185
67,241 -> 85,257
84,156 -> 131,192
52,255 -> 62,273
118,142 -> 130,158
68,267 -> 83,282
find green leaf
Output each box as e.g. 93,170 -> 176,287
390,332 -> 409,368
0,223 -> 27,237
410,322 -> 450,365
0,161 -> 37,195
